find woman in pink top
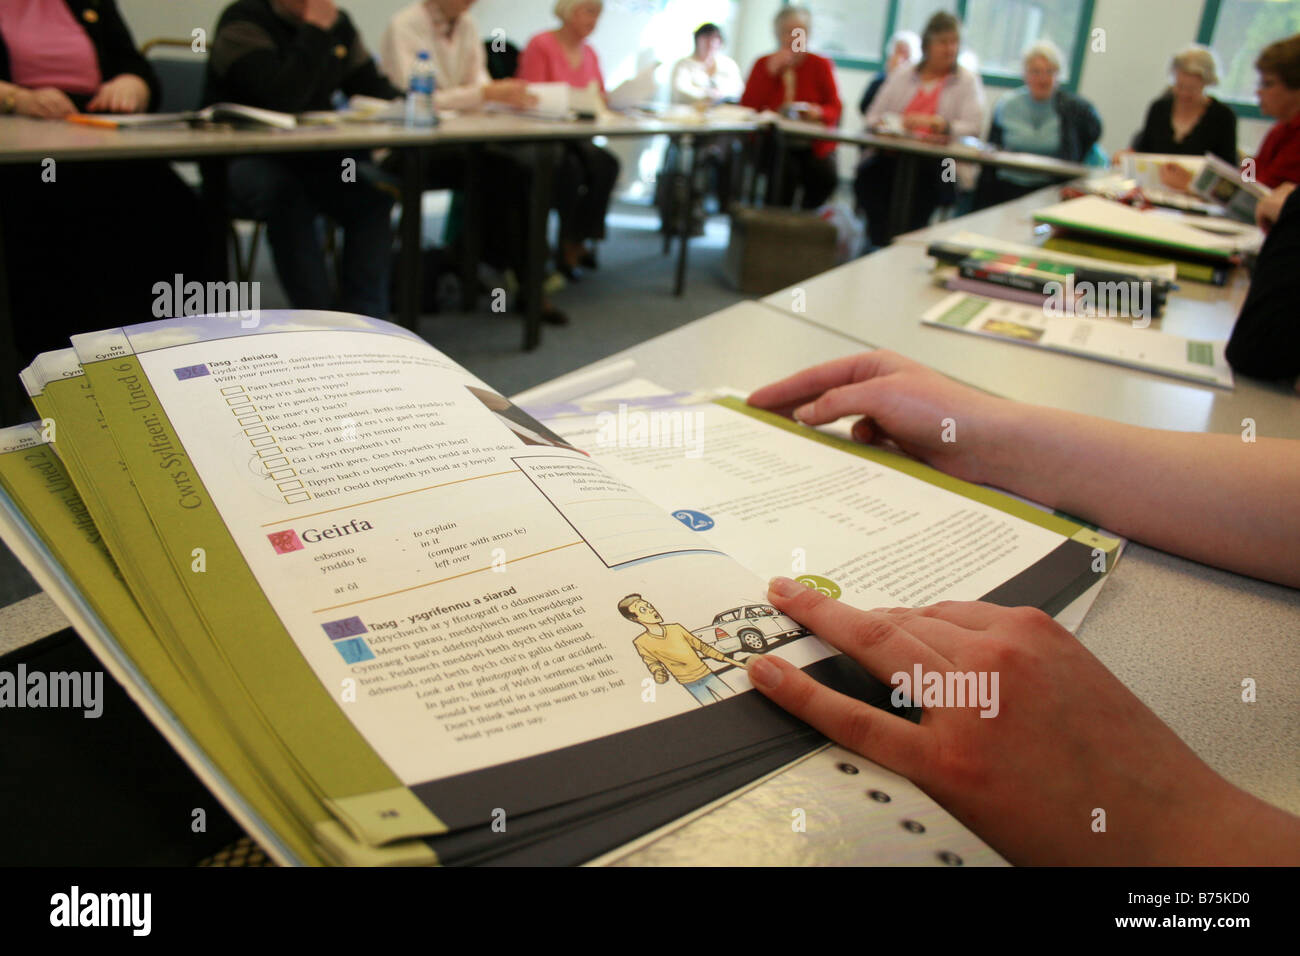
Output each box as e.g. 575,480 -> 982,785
518,0 -> 620,279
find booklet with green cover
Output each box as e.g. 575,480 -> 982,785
0,311 -> 1118,865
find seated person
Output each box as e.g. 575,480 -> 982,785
740,5 -> 842,210
1225,181 -> 1300,385
205,0 -> 401,318
379,0 -> 568,323
0,0 -> 211,364
973,41 -> 1101,210
1252,34 -> 1300,189
1128,46 -> 1236,189
858,30 -> 920,117
746,350 -> 1300,864
857,11 -> 984,247
660,22 -> 744,232
518,0 -> 620,281
670,22 -> 743,106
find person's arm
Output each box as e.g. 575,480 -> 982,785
635,643 -> 669,684
944,69 -> 984,138
862,67 -> 905,129
683,628 -> 745,668
1131,98 -> 1158,152
1073,94 -> 1102,159
338,17 -> 401,101
672,59 -> 707,104
739,58 -> 770,111
747,350 -> 1300,587
1227,183 -> 1300,383
86,0 -> 161,110
1212,99 -> 1239,166
209,13 -> 337,112
377,16 -> 414,91
745,580 -> 1300,865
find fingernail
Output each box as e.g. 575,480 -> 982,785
768,575 -> 801,598
748,656 -> 783,690
793,403 -> 813,422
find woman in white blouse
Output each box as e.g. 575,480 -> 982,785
670,22 -> 743,106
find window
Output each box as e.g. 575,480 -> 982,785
803,0 -> 1094,91
1198,0 -> 1300,114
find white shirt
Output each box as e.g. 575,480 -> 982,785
379,1 -> 491,112
670,54 -> 743,106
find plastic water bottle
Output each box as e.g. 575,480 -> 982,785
405,50 -> 437,127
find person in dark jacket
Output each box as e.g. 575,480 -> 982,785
1225,181 -> 1300,386
205,0 -> 401,318
973,41 -> 1101,209
1130,46 -> 1237,166
0,0 -> 212,365
857,30 -> 919,118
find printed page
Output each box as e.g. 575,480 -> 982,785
541,394 -> 1115,615
922,292 -> 1233,388
70,313 -> 840,833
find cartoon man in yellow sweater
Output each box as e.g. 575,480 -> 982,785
618,593 -> 748,705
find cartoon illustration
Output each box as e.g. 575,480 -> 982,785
690,602 -> 808,653
618,594 -> 749,706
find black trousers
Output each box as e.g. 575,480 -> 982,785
767,146 -> 838,210
0,161 -> 212,365
553,140 -> 619,244
854,152 -> 954,247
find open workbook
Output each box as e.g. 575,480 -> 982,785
1,312 -> 1119,865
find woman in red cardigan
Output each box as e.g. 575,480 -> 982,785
741,6 -> 841,209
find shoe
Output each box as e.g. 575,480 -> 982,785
542,306 -> 569,326
556,261 -> 584,282
579,248 -> 598,270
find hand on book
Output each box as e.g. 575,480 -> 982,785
747,578 -> 1300,865
86,74 -> 150,114
747,349 -> 1010,487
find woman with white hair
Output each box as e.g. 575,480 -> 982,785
858,30 -> 921,116
1131,45 -> 1237,165
973,40 -> 1101,209
519,0 -> 620,279
740,5 -> 843,208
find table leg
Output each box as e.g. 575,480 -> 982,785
674,133 -> 699,297
887,152 -> 917,244
0,207 -> 21,426
523,143 -> 556,352
459,144 -> 482,311
767,126 -> 786,207
397,146 -> 424,332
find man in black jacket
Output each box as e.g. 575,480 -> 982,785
205,0 -> 401,318
1226,182 -> 1300,387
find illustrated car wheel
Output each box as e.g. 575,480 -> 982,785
738,628 -> 766,651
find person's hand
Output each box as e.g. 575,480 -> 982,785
1158,161 -> 1194,192
86,74 -> 150,113
1255,181 -> 1296,231
747,350 -> 1012,486
767,49 -> 796,74
792,102 -> 823,122
484,79 -> 538,111
747,579 -> 1300,865
1110,146 -> 1132,167
12,87 -> 78,119
301,0 -> 338,30
902,113 -> 945,134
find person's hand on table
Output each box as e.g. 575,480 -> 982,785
86,74 -> 150,113
747,580 -> 1300,865
13,86 -> 78,119
747,349 -> 1010,486
1255,181 -> 1296,231
1110,147 -> 1132,166
902,113 -> 946,134
1157,161 -> 1194,192
301,0 -> 339,30
484,79 -> 538,111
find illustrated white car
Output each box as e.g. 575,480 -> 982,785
692,603 -> 808,654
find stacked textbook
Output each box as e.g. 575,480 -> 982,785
0,312 -> 1118,865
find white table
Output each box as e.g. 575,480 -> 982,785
753,187 -> 1300,439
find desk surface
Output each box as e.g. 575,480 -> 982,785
758,187 -> 1299,438
535,302 -> 1300,866
0,111 -> 760,163
775,117 -> 1095,178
